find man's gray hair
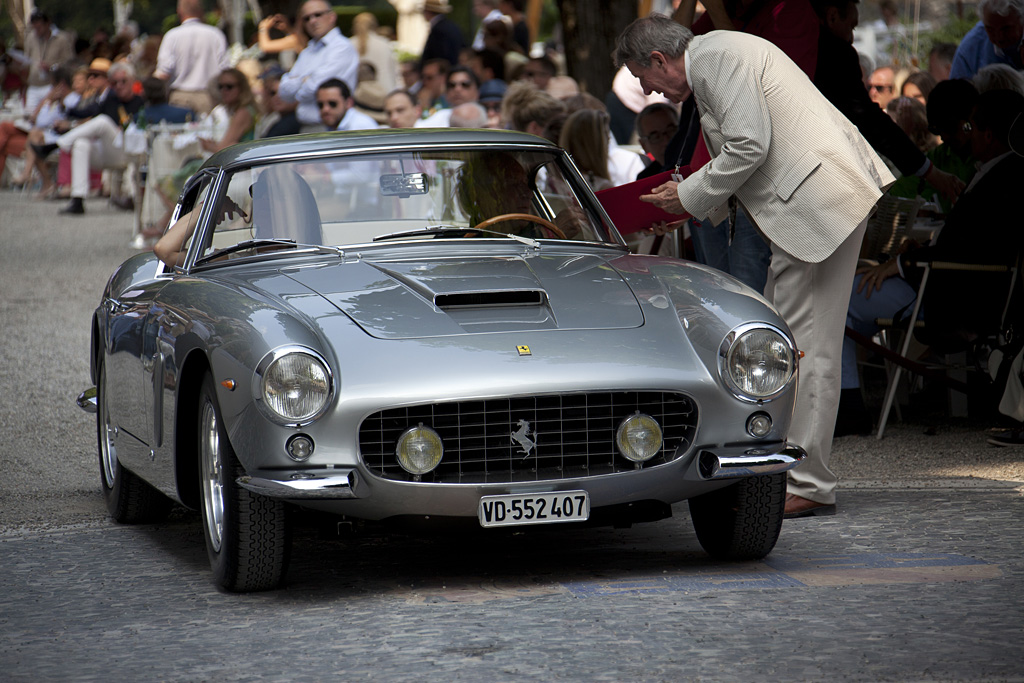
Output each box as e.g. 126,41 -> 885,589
613,14 -> 694,69
979,0 -> 1024,18
450,102 -> 488,128
108,61 -> 136,81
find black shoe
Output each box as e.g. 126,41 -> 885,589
60,198 -> 85,215
110,195 -> 134,211
30,142 -> 58,158
834,388 -> 872,437
988,427 -> 1024,447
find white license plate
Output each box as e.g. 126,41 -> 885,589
478,491 -> 590,528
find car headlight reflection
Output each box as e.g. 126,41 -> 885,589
257,347 -> 333,424
719,324 -> 796,402
616,412 -> 663,463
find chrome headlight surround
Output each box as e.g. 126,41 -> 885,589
718,323 -> 797,403
254,345 -> 334,426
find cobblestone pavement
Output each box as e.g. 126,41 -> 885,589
2,192 -> 1022,682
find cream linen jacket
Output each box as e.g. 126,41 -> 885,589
678,31 -> 895,264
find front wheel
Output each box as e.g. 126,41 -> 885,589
198,372 -> 290,592
688,473 -> 786,561
97,357 -> 171,524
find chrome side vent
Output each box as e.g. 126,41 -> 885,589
434,290 -> 546,309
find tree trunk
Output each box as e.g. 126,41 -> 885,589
557,0 -> 639,97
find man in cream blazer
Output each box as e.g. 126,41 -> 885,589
617,15 -> 894,518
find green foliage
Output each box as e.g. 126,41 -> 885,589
913,11 -> 978,65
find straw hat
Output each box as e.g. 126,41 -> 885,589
88,58 -> 112,75
354,81 -> 389,124
423,0 -> 453,14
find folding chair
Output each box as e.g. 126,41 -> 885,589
873,255 -> 1022,439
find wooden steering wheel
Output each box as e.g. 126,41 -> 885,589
472,213 -> 567,240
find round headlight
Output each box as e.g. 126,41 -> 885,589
396,425 -> 444,475
258,348 -> 332,424
616,412 -> 663,463
720,324 -> 796,401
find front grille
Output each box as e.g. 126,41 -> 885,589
359,392 -> 698,484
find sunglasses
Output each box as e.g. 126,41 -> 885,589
868,83 -> 893,92
218,82 -> 238,90
303,9 -> 329,22
317,100 -> 341,108
447,80 -> 474,89
640,124 -> 679,144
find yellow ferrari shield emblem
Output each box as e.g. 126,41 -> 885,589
517,345 -> 532,356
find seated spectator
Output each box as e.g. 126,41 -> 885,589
257,13 -> 308,56
56,60 -> 143,215
501,80 -> 565,141
137,77 -> 193,125
888,79 -> 978,213
353,62 -> 389,124
315,78 -> 379,131
482,15 -> 527,78
478,79 -> 506,128
868,65 -> 897,109
973,62 -> 1024,95
383,89 -> 423,128
838,90 -> 1024,435
900,70 -> 937,105
2,67 -> 71,192
559,108 -> 613,191
949,0 -> 1023,80
399,57 -> 421,91
469,48 -> 506,84
421,66 -> 479,127
886,96 -> 937,155
449,101 -> 488,128
562,92 -> 645,187
635,102 -> 680,173
417,58 -> 450,116
257,66 -> 301,138
200,68 -> 257,153
519,55 -> 556,92
928,42 -> 956,81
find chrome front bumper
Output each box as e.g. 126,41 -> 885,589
238,470 -> 359,499
694,442 -> 806,480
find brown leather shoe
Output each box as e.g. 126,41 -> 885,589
784,493 -> 836,519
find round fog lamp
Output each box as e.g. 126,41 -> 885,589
616,412 -> 663,462
396,424 -> 444,475
286,434 -> 314,462
746,413 -> 773,438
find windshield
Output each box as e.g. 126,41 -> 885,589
197,147 -> 618,259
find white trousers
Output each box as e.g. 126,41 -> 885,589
56,115 -> 126,199
763,218 -> 868,505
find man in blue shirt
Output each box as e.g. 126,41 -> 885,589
278,0 -> 359,131
949,0 -> 1023,79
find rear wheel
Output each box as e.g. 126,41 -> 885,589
97,357 -> 171,523
198,372 -> 290,592
688,473 -> 786,560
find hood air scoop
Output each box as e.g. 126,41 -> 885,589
434,289 -> 546,309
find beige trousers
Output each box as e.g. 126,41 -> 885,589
169,90 -> 213,117
57,115 -> 126,200
763,218 -> 868,505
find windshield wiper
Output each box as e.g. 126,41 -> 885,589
373,225 -> 540,249
195,238 -> 297,264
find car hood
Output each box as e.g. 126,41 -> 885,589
277,252 -> 644,339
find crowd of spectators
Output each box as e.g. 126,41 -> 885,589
2,0 -> 1024,440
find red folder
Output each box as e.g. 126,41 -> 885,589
595,167 -> 691,235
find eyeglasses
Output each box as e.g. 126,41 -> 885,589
447,80 -> 474,89
303,9 -> 329,22
868,83 -> 894,92
317,100 -> 341,108
217,82 -> 238,91
640,124 -> 678,144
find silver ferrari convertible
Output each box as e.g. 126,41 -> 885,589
78,129 -> 805,592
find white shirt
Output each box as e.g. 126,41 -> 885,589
279,28 -> 359,126
154,18 -> 229,92
334,107 -> 380,132
416,108 -> 452,127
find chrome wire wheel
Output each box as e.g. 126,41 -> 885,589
200,400 -> 225,553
